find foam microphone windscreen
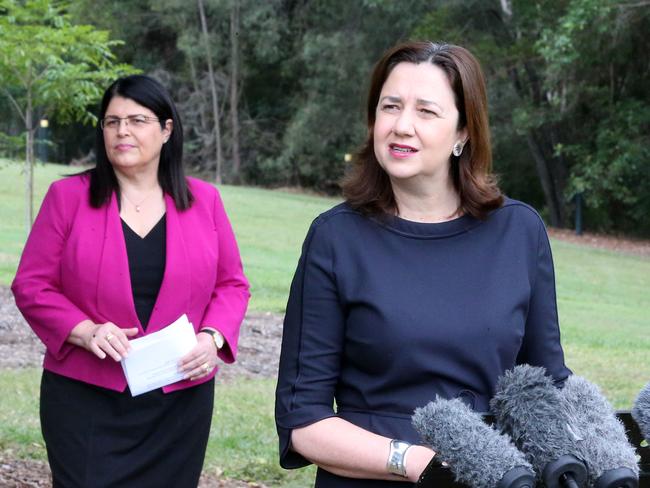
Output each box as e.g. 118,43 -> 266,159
632,382 -> 650,444
412,397 -> 535,488
562,375 -> 639,488
490,364 -> 587,488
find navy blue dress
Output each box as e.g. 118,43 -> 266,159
275,199 -> 571,487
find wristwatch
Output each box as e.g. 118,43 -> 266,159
200,328 -> 224,350
386,439 -> 412,477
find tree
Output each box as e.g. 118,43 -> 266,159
539,0 -> 650,234
414,0 -> 575,227
229,0 -> 241,182
197,0 -> 225,184
0,0 -> 137,230
11,0 -> 648,235
414,0 -> 650,232
148,0 -> 288,184
262,0 -> 434,191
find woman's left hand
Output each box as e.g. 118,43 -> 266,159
178,332 -> 219,381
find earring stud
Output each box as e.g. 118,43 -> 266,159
452,142 -> 464,157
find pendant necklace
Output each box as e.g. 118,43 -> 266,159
122,189 -> 157,213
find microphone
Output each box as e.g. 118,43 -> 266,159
561,375 -> 639,488
632,382 -> 650,444
412,397 -> 535,488
490,364 -> 587,488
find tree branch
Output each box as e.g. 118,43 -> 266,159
2,89 -> 27,126
617,1 -> 650,9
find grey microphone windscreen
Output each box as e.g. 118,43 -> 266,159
412,397 -> 534,488
632,382 -> 650,443
562,375 -> 639,487
490,364 -> 586,485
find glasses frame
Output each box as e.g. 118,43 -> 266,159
100,114 -> 161,130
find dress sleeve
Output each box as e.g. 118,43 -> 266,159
275,218 -> 345,468
200,188 -> 250,364
11,183 -> 89,360
516,222 -> 572,384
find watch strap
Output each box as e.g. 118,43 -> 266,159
200,328 -> 224,350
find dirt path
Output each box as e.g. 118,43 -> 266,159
547,228 -> 650,258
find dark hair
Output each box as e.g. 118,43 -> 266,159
341,41 -> 502,219
88,74 -> 193,209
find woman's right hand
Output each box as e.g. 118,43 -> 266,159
67,319 -> 139,361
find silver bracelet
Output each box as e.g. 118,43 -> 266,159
386,439 -> 412,477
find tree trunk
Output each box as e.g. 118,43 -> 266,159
549,125 -> 568,225
188,54 -> 208,131
25,98 -> 34,231
509,61 -> 567,228
499,0 -> 513,17
197,0 -> 224,184
525,131 -> 564,227
499,4 -> 567,227
229,0 -> 241,183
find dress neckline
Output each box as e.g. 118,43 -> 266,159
372,211 -> 482,239
121,214 -> 166,240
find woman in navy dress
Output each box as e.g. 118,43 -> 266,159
275,41 -> 571,487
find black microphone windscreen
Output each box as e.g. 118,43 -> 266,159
632,382 -> 650,443
412,397 -> 534,488
490,365 -> 585,479
562,375 -> 639,486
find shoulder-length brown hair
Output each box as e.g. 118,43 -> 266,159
341,41 -> 503,219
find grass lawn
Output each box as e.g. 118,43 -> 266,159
1,160 -> 649,486
0,161 -> 62,286
0,159 -> 338,312
0,369 -> 314,486
218,184 -> 338,312
553,240 -> 650,407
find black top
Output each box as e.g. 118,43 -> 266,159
121,215 -> 166,329
275,199 -> 571,487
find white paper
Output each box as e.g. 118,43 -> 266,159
121,314 -> 197,396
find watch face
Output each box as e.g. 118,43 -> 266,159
203,329 -> 224,349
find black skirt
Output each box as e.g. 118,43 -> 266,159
40,370 -> 214,488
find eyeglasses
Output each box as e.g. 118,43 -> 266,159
100,114 -> 160,130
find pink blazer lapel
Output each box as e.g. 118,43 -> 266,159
96,192 -> 141,331
146,194 -> 191,332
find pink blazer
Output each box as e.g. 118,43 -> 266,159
12,174 -> 250,393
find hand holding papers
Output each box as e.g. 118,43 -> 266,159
121,314 -> 197,396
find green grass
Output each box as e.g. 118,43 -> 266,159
0,370 -> 314,486
0,369 -> 43,458
0,159 -> 338,312
1,160 -> 649,485
0,160 -> 64,285
218,185 -> 338,312
553,240 -> 650,406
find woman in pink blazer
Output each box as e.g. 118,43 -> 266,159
12,75 -> 250,488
